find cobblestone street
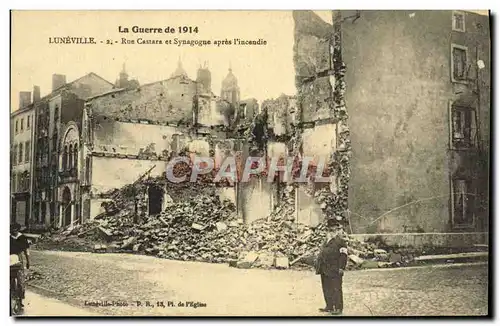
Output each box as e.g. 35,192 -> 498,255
25,250 -> 488,317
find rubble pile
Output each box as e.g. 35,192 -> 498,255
38,198 -> 403,269
37,170 -> 406,270
225,217 -> 392,270
121,194 -> 242,263
38,192 -> 246,262
267,185 -> 296,221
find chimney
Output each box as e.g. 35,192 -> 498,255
52,74 -> 67,91
19,91 -> 31,109
33,85 -> 41,102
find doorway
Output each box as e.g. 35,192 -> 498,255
451,178 -> 475,227
62,187 -> 72,226
148,185 -> 164,216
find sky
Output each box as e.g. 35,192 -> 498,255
10,10 -> 487,112
11,11 -> 335,111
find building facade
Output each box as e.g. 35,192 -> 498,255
32,73 -> 114,229
334,10 -> 491,234
10,88 -> 38,225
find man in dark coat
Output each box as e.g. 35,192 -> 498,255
315,226 -> 348,315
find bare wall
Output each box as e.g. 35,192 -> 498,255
93,119 -> 181,156
342,10 -> 456,233
90,157 -> 169,194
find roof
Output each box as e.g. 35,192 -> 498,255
11,103 -> 35,118
222,68 -> 239,89
40,72 -> 114,101
86,88 -> 127,101
86,74 -> 197,103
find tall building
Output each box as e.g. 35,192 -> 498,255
32,72 -> 114,228
196,62 -> 212,94
10,88 -> 38,225
337,10 -> 491,234
77,64 -> 237,224
292,10 -> 490,239
171,58 -> 188,78
221,67 -> 240,107
115,63 -> 140,90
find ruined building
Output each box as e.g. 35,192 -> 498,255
291,10 -> 490,246
68,62 -> 255,225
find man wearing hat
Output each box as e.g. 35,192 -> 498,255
315,221 -> 348,315
10,223 -> 31,308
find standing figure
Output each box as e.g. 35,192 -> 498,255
315,225 -> 348,315
10,223 -> 31,309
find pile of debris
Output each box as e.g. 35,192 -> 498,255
229,217 -> 390,270
36,173 -> 411,270
38,192 -> 243,263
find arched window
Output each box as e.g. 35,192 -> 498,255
62,145 -> 68,171
73,144 -> 78,175
68,144 -> 73,170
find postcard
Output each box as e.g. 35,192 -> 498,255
9,10 -> 490,317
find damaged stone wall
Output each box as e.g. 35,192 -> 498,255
87,76 -> 198,125
301,123 -> 337,161
197,95 -> 229,127
214,138 -> 239,169
267,141 -> 288,160
238,98 -> 259,125
90,158 -> 168,194
241,177 -> 273,224
68,73 -> 116,100
292,10 -> 350,228
296,186 -> 323,226
262,95 -> 297,137
92,117 -> 181,158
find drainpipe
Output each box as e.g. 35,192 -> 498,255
475,46 -> 483,153
28,112 -> 36,228
29,103 -> 40,229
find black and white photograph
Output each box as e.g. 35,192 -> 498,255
8,9 -> 491,317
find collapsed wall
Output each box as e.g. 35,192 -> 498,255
292,10 -> 351,228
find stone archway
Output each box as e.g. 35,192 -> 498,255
62,186 -> 72,227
